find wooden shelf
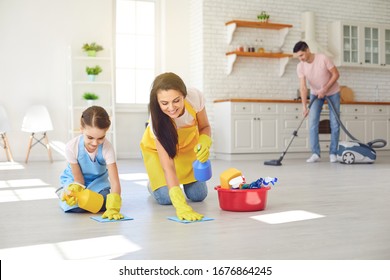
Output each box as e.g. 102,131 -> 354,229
226,51 -> 293,58
225,20 -> 292,30
226,51 -> 293,76
225,19 -> 293,76
225,20 -> 293,44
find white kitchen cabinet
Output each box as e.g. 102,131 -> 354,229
231,115 -> 278,152
334,104 -> 390,148
381,27 -> 390,66
366,105 -> 389,149
340,116 -> 368,142
363,26 -> 380,66
340,104 -> 389,149
67,46 -> 116,150
279,103 -> 309,151
214,102 -> 278,154
255,114 -> 279,152
214,100 -> 390,159
339,104 -> 367,142
231,116 -> 255,152
329,21 -> 390,68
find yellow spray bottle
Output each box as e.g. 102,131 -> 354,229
67,184 -> 104,213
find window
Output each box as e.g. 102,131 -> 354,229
115,0 -> 156,104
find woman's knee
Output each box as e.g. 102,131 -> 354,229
183,181 -> 208,202
152,186 -> 172,205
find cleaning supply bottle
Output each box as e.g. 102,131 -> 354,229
71,189 -> 104,213
193,159 -> 212,182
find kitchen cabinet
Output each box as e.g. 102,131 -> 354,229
67,46 -> 116,150
328,21 -> 390,68
279,103 -> 309,151
366,105 -> 389,149
225,20 -> 293,76
339,105 -> 367,142
214,100 -> 390,159
214,102 -> 278,155
381,27 -> 390,66
339,104 -> 389,149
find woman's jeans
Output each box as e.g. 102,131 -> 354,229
309,93 -> 340,156
151,181 -> 208,205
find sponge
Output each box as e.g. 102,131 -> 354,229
219,168 -> 242,189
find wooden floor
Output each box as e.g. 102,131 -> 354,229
0,155 -> 389,260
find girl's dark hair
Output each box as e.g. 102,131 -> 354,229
149,72 -> 187,158
293,41 -> 309,53
81,106 -> 111,130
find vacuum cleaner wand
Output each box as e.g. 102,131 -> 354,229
264,97 -> 316,166
264,117 -> 307,166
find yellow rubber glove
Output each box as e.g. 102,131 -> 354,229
169,186 -> 204,221
193,134 -> 212,163
61,183 -> 84,206
102,193 -> 124,220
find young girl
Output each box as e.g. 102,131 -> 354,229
57,106 -> 123,220
140,72 -> 212,221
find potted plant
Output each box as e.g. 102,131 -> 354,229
83,92 -> 99,106
82,42 -> 104,57
86,65 -> 102,81
257,11 -> 270,23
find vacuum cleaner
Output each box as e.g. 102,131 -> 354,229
325,96 -> 386,164
264,95 -> 387,166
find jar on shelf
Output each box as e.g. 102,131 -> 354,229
257,39 -> 265,53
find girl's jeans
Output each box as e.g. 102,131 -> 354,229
309,93 -> 340,156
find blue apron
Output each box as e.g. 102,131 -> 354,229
59,136 -> 110,212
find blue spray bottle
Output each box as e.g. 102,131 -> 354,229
192,144 -> 212,182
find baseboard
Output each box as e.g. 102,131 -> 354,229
216,149 -> 390,161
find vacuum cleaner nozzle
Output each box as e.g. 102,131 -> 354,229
264,159 -> 282,166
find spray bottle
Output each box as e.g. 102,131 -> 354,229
66,184 -> 104,213
192,145 -> 212,182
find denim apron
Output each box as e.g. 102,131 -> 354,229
140,100 -> 199,192
59,136 -> 110,212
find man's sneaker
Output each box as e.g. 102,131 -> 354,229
329,154 -> 337,163
306,154 -> 320,163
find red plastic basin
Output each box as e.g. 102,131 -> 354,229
214,186 -> 270,212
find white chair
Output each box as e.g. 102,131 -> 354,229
21,105 -> 54,163
0,105 -> 14,161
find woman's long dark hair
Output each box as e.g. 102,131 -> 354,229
149,72 -> 187,158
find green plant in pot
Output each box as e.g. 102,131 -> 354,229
82,42 -> 104,57
257,11 -> 270,23
86,65 -> 102,81
83,92 -> 99,106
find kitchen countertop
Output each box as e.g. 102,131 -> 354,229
213,98 -> 390,105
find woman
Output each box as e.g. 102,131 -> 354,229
57,106 -> 123,220
140,72 -> 212,221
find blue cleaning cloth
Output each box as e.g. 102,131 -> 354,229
167,216 -> 214,224
90,215 -> 134,223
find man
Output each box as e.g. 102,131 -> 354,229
293,41 -> 341,163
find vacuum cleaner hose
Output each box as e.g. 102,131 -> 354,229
325,96 -> 387,149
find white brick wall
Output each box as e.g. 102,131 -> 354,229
191,0 -> 390,104
189,0 -> 204,91
186,0 -> 390,157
